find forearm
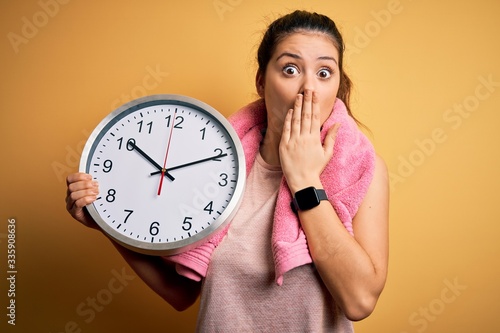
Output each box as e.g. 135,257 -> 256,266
299,203 -> 385,321
110,240 -> 201,311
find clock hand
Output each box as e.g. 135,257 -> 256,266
158,109 -> 177,195
127,141 -> 175,181
150,152 -> 228,176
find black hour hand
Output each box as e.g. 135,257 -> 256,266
127,140 -> 175,181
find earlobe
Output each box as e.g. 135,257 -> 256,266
255,71 -> 265,98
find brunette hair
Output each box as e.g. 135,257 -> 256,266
257,10 -> 359,123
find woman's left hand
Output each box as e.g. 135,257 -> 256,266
279,89 -> 340,194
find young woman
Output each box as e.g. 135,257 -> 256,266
66,10 -> 389,332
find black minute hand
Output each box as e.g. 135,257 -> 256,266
150,153 -> 228,176
127,141 -> 175,181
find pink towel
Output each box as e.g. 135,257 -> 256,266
164,98 -> 375,285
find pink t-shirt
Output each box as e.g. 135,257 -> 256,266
196,153 -> 353,333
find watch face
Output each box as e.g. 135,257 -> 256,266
80,95 -> 245,256
295,186 -> 320,211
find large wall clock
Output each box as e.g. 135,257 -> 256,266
80,94 -> 245,256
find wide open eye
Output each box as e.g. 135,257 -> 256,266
317,68 -> 333,79
283,65 -> 299,76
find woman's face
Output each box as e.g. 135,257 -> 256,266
257,32 -> 341,135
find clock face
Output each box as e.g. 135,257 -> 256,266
80,95 -> 245,256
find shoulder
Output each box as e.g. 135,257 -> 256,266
373,154 -> 388,182
363,153 -> 389,209
367,154 -> 389,199
353,153 -> 389,220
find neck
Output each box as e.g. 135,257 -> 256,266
259,129 -> 281,166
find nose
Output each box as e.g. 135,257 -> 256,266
298,72 -> 315,95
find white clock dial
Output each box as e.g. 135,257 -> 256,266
80,95 -> 245,255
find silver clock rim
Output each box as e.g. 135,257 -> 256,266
79,94 -> 246,256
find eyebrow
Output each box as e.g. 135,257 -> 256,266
317,56 -> 338,65
276,52 -> 338,65
276,52 -> 302,61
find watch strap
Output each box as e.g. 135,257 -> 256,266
316,189 -> 328,201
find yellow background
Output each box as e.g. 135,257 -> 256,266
1,0 -> 499,332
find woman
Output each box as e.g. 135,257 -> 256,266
66,10 -> 389,332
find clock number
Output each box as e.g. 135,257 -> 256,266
103,159 -> 113,173
117,137 -> 124,149
106,189 -> 116,203
213,148 -> 224,161
182,217 -> 193,231
174,116 -> 184,129
204,201 -> 214,214
149,222 -> 160,236
117,137 -> 136,151
165,115 -> 184,129
124,209 -> 133,223
137,120 -> 153,134
200,127 -> 206,140
218,173 -> 228,187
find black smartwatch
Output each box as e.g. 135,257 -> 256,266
291,186 -> 328,213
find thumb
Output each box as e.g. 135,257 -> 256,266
323,123 -> 341,157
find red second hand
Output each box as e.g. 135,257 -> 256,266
158,110 -> 177,195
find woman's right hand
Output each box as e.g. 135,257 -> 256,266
65,172 -> 100,229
